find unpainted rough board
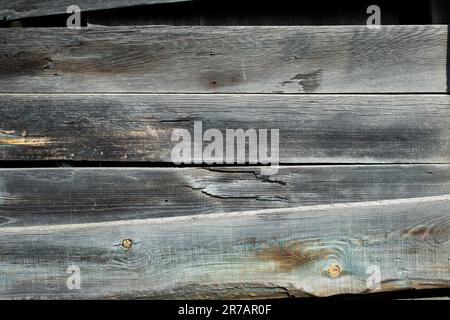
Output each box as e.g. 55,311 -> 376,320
0,192 -> 449,298
0,165 -> 449,227
0,25 -> 446,93
0,94 -> 449,163
0,0 -> 190,20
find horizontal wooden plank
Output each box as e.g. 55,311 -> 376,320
0,165 -> 449,227
0,94 -> 449,163
0,0 -> 190,21
0,25 -> 446,93
0,192 -> 449,298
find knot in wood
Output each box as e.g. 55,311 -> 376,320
121,238 -> 134,250
327,264 -> 341,278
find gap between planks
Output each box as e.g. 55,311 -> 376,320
0,163 -> 449,169
0,93 -> 449,95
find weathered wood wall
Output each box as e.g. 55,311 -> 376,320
0,0 -> 449,299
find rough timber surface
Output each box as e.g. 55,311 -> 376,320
0,0 -> 190,21
0,25 -> 446,93
0,94 -> 449,163
0,192 -> 449,298
0,165 -> 449,227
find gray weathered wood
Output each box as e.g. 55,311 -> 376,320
0,25 -> 446,93
0,0 -> 190,21
0,193 -> 449,298
0,165 -> 449,227
0,94 -> 449,163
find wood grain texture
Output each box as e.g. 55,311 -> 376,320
0,192 -> 449,299
0,0 -> 190,21
0,25 -> 446,93
0,165 -> 449,227
0,94 -> 449,163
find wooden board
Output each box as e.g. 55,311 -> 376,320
0,25 -> 446,93
0,165 -> 448,227
0,0 -> 190,21
0,94 -> 449,163
0,190 -> 449,298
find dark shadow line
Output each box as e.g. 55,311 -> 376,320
0,161 -> 448,168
